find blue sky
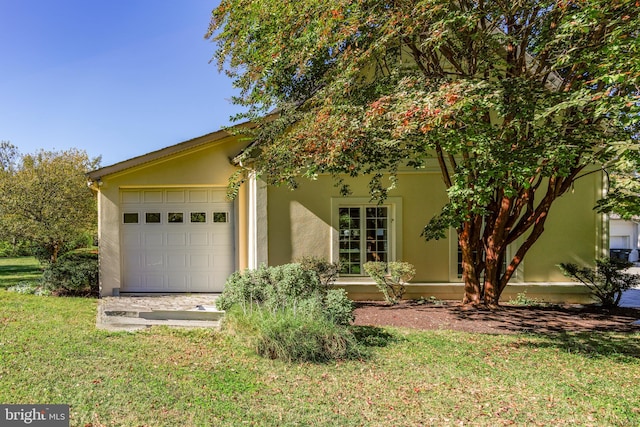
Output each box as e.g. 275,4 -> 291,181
0,0 -> 242,167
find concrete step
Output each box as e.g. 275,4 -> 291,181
97,303 -> 225,332
97,315 -> 222,332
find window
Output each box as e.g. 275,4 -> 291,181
338,206 -> 389,275
145,212 -> 161,223
190,212 -> 206,223
168,212 -> 184,223
123,213 -> 139,224
213,212 -> 228,223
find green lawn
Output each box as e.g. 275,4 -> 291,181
0,256 -> 42,288
0,291 -> 638,426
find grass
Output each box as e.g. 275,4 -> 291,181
0,256 -> 43,288
0,291 -> 639,426
0,258 -> 639,426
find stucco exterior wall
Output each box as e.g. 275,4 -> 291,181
266,169 -> 604,285
94,136 -> 249,296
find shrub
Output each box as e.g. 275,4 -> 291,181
296,256 -> 341,289
217,263 -> 358,362
216,263 -> 322,313
363,261 -> 416,304
249,308 -> 363,362
324,288 -> 354,326
40,248 -> 99,297
559,258 -> 640,308
507,291 -> 544,307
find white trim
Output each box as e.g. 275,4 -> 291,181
247,173 -> 269,269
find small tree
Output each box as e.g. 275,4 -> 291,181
0,148 -> 100,263
559,258 -> 640,308
364,261 -> 416,305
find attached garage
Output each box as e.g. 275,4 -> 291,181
88,129 -> 255,297
120,188 -> 234,293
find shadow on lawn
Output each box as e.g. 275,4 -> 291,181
450,305 -> 640,334
353,301 -> 640,358
351,325 -> 400,348
0,264 -> 42,275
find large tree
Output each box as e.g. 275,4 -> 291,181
208,0 -> 640,306
0,148 -> 100,263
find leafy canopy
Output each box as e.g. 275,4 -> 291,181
0,147 -> 101,263
209,0 -> 639,304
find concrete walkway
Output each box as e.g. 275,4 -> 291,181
97,294 -> 223,332
620,289 -> 640,308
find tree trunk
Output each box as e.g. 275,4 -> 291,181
459,223 -> 482,305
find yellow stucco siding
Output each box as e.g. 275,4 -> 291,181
266,170 -> 603,284
525,172 -> 603,281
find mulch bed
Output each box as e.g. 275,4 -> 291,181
353,300 -> 640,334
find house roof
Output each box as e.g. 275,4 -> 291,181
87,122 -> 254,181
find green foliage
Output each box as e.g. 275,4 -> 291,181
507,291 -> 544,307
210,0 -> 640,306
217,263 -> 356,361
0,239 -> 32,257
559,258 -> 640,308
296,255 -> 341,289
216,263 -> 322,312
7,281 -> 50,296
227,306 -> 363,363
39,248 -> 99,297
0,148 -> 100,263
363,261 -> 416,305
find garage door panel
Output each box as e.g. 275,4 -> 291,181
167,233 -> 186,246
188,190 -> 208,202
120,188 -> 234,293
144,253 -> 164,268
167,254 -> 187,268
189,233 -> 209,246
143,274 -> 165,290
144,233 -> 164,246
189,254 -> 211,268
167,274 -> 188,290
166,190 -> 185,203
123,232 -> 142,247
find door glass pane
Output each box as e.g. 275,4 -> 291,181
213,212 -> 228,223
190,212 -> 206,223
145,213 -> 161,223
123,213 -> 139,224
366,206 -> 388,263
338,207 -> 362,274
339,206 -> 389,274
168,212 -> 184,223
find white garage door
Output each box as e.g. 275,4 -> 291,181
120,188 -> 234,292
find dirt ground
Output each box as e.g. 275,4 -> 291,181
353,300 -> 640,334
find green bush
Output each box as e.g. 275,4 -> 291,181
559,258 -> 640,308
324,288 -> 354,326
217,263 -> 358,362
363,261 -> 416,304
40,248 -> 99,297
216,263 -> 322,313
249,308 -> 363,362
296,256 -> 341,289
